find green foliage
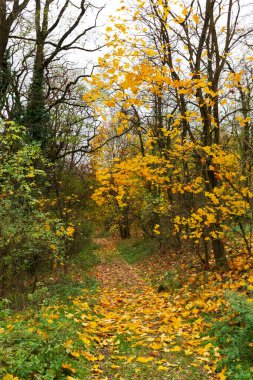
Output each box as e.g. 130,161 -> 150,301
159,269 -> 183,292
0,293 -> 95,379
118,238 -> 156,264
0,122 -> 65,297
0,248 -> 99,380
44,169 -> 96,259
67,219 -> 94,257
74,241 -> 101,271
210,292 -> 253,379
23,67 -> 50,146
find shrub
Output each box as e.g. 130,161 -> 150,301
0,122 -> 66,298
210,291 -> 253,379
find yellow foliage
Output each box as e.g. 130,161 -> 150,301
136,356 -> 154,363
62,363 -> 77,373
66,226 -> 75,237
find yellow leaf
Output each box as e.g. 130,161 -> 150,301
111,364 -> 121,369
26,172 -> 35,178
219,367 -> 227,380
220,99 -> 228,106
126,356 -> 135,363
150,342 -> 163,350
170,345 -> 182,352
248,275 -> 253,283
70,351 -> 80,358
158,365 -> 169,371
66,226 -> 75,236
193,14 -> 200,23
3,375 -> 19,380
83,352 -> 98,362
136,356 -> 154,363
92,364 -> 103,374
153,224 -> 161,235
182,8 -> 188,16
44,223 -> 51,231
62,363 -> 76,373
79,335 -> 91,345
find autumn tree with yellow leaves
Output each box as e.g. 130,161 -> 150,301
86,0 -> 253,270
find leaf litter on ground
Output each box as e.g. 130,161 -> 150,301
3,237 -> 253,379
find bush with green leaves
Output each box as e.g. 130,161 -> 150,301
211,291 -> 253,380
0,122 -> 66,298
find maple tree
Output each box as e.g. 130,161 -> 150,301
87,0 -> 253,270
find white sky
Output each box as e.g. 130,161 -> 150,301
103,0 -> 123,16
95,0 -> 123,26
76,0 -> 253,72
80,0 -> 124,68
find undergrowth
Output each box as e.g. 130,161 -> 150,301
0,288 -> 98,380
118,238 -> 157,264
2,237 -> 253,380
210,292 -> 253,380
0,243 -> 101,380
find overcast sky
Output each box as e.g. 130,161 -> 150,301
103,0 -> 123,16
81,0 -> 253,70
95,0 -> 123,27
80,0 -> 124,67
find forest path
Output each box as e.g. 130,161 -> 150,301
94,237 -> 145,289
83,236 -> 214,380
0,236 -> 218,380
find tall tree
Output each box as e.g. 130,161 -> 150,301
0,0 -> 30,108
23,0 -> 103,148
86,0 -> 253,269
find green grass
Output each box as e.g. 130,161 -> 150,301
118,238 -> 157,264
0,292 -> 97,379
98,332 -> 210,380
95,229 -> 112,238
72,241 -> 101,270
22,241 -> 101,308
0,242 -> 101,380
210,291 -> 253,380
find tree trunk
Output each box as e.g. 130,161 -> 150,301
0,0 -> 10,108
24,0 -> 50,147
119,208 -> 131,239
211,237 -> 229,270
25,43 -> 49,144
0,0 -> 7,61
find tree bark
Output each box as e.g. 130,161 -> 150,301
119,208 -> 131,239
211,237 -> 229,270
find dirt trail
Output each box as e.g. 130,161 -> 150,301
94,237 -> 145,289
86,237 -> 214,380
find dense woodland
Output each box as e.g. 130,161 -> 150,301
1,0 -> 253,379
